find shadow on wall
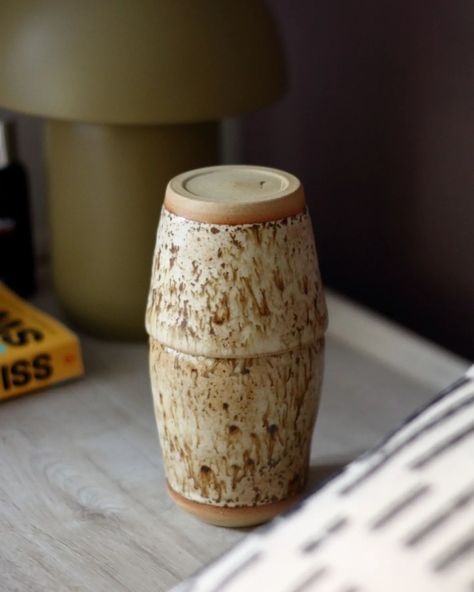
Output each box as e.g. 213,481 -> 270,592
239,0 -> 474,359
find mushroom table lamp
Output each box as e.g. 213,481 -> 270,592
0,0 -> 285,338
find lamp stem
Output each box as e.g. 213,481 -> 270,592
46,119 -> 218,339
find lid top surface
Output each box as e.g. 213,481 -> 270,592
183,168 -> 291,203
165,165 -> 305,224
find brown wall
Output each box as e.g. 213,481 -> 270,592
240,0 -> 474,358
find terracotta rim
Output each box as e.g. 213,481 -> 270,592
166,482 -> 302,528
164,165 -> 305,225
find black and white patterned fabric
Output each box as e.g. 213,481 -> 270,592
174,366 -> 474,592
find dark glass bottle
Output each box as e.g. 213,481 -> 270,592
0,121 -> 35,296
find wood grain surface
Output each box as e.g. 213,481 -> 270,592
0,284 -> 467,591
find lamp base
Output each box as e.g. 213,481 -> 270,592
46,120 -> 218,339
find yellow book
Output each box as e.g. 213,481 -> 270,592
0,283 -> 84,400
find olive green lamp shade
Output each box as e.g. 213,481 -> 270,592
0,0 -> 286,339
0,0 -> 285,124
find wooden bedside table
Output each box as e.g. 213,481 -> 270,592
0,284 -> 468,591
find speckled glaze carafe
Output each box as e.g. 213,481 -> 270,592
146,165 -> 327,527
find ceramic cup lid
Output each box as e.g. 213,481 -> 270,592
164,165 -> 305,224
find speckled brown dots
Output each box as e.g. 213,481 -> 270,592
146,165 -> 327,527
149,339 -> 324,508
